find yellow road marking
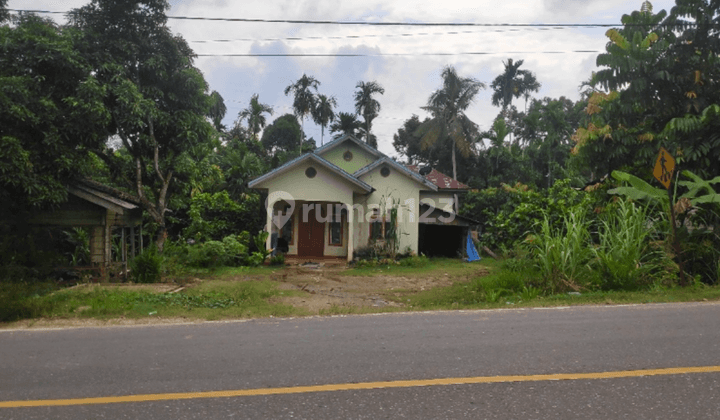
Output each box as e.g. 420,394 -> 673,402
2,366 -> 720,408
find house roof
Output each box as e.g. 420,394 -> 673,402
407,165 -> 470,191
420,202 -> 479,225
354,157 -> 438,191
69,180 -> 141,214
248,152 -> 374,193
314,134 -> 383,159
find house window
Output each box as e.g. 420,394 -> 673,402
329,207 -> 345,246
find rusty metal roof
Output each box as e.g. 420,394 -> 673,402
406,165 -> 470,190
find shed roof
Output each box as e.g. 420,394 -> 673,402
406,165 -> 470,191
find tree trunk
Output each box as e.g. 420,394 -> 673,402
299,116 -> 304,154
451,143 -> 459,213
155,224 -> 168,253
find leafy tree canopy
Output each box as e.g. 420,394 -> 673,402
69,0 -> 217,250
0,14 -> 110,212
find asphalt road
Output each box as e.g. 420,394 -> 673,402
1,302 -> 719,419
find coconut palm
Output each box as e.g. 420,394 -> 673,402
330,112 -> 365,140
416,66 -> 485,183
238,93 -> 273,140
491,58 -> 540,110
312,94 -> 337,146
284,74 -> 319,152
354,81 -> 385,148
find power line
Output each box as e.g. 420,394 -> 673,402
189,27 -> 568,44
5,9 -> 676,28
196,51 -> 599,57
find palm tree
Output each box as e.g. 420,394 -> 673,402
312,94 -> 337,146
284,74 -> 320,152
354,81 -> 385,148
490,58 -> 540,110
238,93 -> 273,140
330,112 -> 365,140
416,66 -> 485,183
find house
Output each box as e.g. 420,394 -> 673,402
27,180 -> 144,277
248,134 -> 476,262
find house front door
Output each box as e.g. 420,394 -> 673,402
298,213 -> 324,258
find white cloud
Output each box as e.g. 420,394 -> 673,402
8,0 -> 678,158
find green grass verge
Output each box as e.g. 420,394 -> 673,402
0,280 -> 306,323
3,258 -> 719,324
403,266 -> 720,310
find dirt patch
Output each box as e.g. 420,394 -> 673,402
67,283 -> 185,293
258,265 -> 489,314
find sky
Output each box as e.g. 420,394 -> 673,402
8,0 -> 679,158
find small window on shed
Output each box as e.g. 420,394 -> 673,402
305,167 -> 317,178
380,167 -> 391,177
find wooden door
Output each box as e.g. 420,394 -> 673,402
298,214 -> 325,257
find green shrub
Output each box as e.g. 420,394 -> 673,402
185,232 -> 251,268
129,246 -> 163,283
222,234 -> 249,266
269,253 -> 285,266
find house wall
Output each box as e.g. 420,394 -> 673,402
263,162 -> 355,258
318,141 -> 377,174
356,164 -> 424,254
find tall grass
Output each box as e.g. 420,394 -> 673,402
529,207 -> 591,292
592,200 -> 668,290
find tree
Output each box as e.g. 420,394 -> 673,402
569,1 -> 720,178
0,14 -> 109,212
261,114 -> 303,155
393,115 -> 427,165
0,0 -> 9,24
416,66 -> 485,183
70,0 -> 216,251
238,93 -> 273,141
284,74 -> 319,152
354,81 -> 385,148
330,112 -> 365,140
491,59 -> 540,110
312,94 -> 337,146
207,91 -> 227,132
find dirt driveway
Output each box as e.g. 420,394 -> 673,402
253,263 -> 489,314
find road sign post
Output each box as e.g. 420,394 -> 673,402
653,148 -> 686,286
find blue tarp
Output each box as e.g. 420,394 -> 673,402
466,232 -> 481,262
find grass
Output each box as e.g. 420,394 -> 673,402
0,279 -> 306,323
2,257 -> 719,325
402,262 -> 720,311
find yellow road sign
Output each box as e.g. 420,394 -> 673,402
653,147 -> 675,189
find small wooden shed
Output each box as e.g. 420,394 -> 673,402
27,180 -> 144,277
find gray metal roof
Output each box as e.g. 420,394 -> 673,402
353,157 -> 438,191
314,133 -> 383,159
248,153 -> 374,193
68,183 -> 140,214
